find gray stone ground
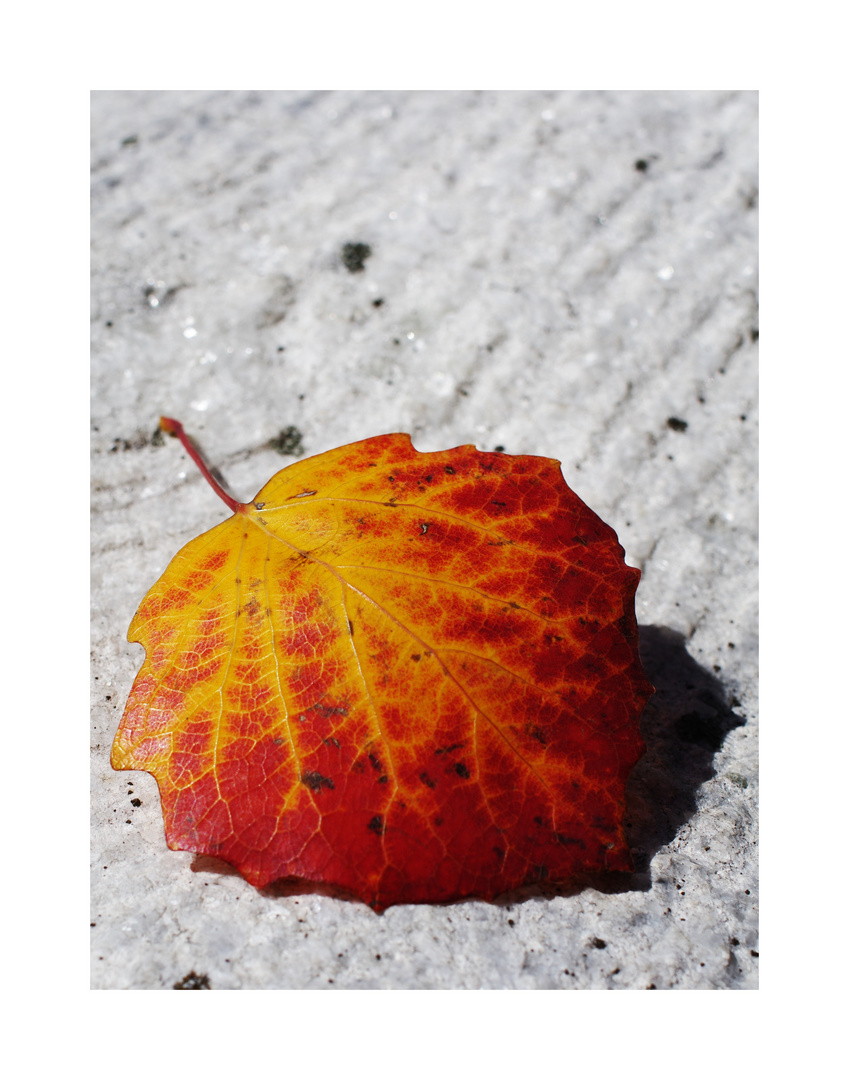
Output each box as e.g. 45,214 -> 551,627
91,90 -> 758,989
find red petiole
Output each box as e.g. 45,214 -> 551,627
159,417 -> 243,514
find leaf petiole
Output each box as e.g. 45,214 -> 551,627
159,417 -> 243,514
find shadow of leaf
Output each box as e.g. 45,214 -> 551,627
624,624 -> 747,883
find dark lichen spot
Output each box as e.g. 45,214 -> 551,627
367,815 -> 384,835
173,971 -> 210,989
341,241 -> 372,273
667,417 -> 688,432
591,937 -> 607,949
301,771 -> 335,792
268,426 -> 304,456
634,158 -> 649,172
372,297 -> 384,307
130,798 -> 141,807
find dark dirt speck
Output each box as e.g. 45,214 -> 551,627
173,971 -> 210,989
268,426 -> 304,456
341,242 -> 372,273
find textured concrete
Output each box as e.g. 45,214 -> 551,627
91,90 -> 758,989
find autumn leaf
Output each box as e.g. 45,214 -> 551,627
112,419 -> 653,910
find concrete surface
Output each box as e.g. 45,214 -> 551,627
91,90 -> 758,989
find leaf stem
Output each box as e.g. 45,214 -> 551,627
159,417 -> 243,514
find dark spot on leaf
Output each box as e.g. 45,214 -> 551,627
454,762 -> 471,779
435,743 -> 463,756
309,701 -> 348,719
667,417 -> 688,432
341,242 -> 372,273
323,737 -> 341,748
301,771 -> 335,792
419,771 -> 436,789
411,653 -> 421,662
367,815 -> 384,835
368,753 -> 383,772
556,833 -> 586,848
444,465 -> 456,474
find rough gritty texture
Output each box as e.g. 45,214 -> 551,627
91,90 -> 758,990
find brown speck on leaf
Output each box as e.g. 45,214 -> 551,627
301,771 -> 335,792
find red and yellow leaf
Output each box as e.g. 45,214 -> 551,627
113,425 -> 652,910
